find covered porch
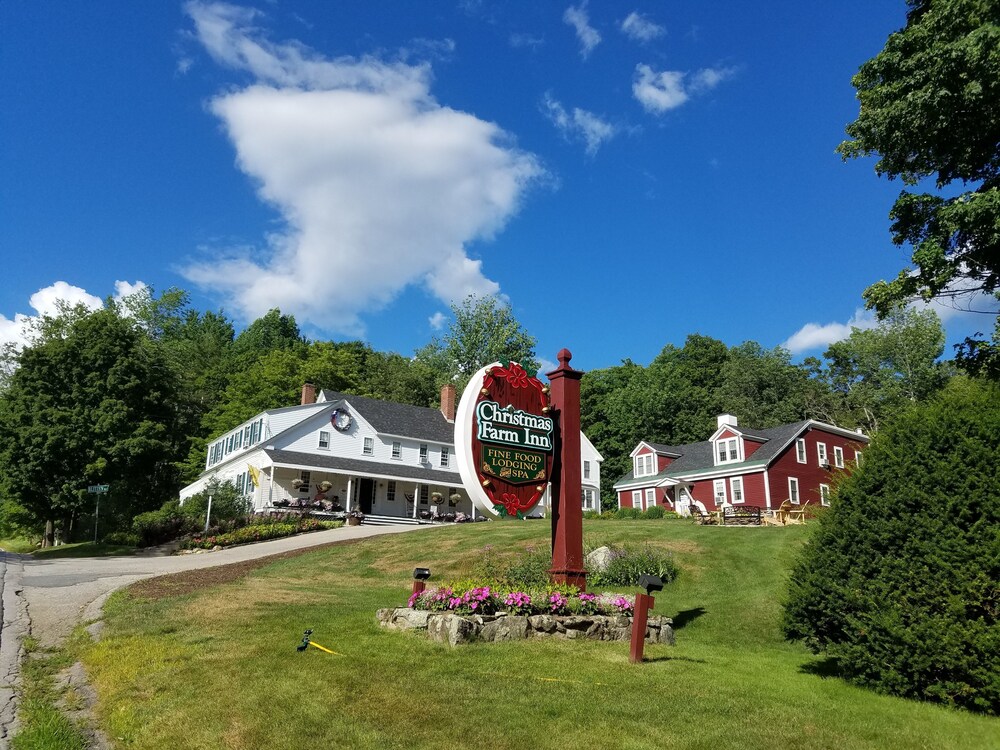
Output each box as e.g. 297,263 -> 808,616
256,453 -> 479,521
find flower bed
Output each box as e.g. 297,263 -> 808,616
383,584 -> 674,647
180,519 -> 343,550
408,585 -> 635,617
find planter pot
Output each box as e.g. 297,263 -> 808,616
347,517 -> 362,526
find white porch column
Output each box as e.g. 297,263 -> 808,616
346,477 -> 354,513
413,484 -> 421,519
266,466 -> 275,509
471,501 -> 477,521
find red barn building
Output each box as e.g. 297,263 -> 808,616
612,414 -> 869,514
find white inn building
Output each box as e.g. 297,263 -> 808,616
180,384 -> 603,521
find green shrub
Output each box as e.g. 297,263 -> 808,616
103,531 -> 140,547
615,507 -> 640,520
582,510 -> 602,520
642,505 -> 666,519
600,511 -> 616,520
588,543 -> 679,588
131,506 -> 199,547
471,544 -> 552,588
0,499 -> 35,539
783,378 -> 1000,714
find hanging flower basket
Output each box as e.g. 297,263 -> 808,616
449,493 -> 462,507
432,492 -> 445,505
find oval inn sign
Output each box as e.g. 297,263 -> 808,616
455,360 -> 554,519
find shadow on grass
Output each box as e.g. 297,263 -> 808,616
643,654 -> 708,664
670,607 -> 707,630
799,656 -> 843,679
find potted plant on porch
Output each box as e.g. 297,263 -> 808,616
346,510 -> 365,527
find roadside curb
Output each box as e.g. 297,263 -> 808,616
0,553 -> 29,744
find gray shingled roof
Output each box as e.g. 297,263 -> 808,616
266,448 -> 462,486
613,420 -> 811,487
319,390 -> 454,443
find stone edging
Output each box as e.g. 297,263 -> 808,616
377,607 -> 675,648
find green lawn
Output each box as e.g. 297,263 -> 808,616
76,521 -> 999,749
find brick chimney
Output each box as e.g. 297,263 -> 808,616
301,383 -> 316,405
440,383 -> 457,422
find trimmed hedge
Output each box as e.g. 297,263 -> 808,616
783,378 -> 1000,714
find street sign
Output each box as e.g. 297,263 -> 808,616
87,484 -> 109,493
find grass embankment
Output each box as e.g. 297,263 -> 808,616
75,521 -> 998,749
0,539 -> 135,557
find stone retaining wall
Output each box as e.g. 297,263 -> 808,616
376,607 -> 675,648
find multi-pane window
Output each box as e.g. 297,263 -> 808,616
817,443 -> 828,465
854,450 -> 863,466
419,485 -> 429,504
632,490 -> 643,510
419,444 -> 428,463
833,446 -> 844,468
634,454 -> 654,477
299,471 -> 311,493
387,481 -> 396,502
716,438 -> 740,464
318,430 -> 330,449
730,477 -> 744,503
440,447 -> 449,467
645,488 -> 656,508
363,437 -> 374,456
583,460 -> 591,479
714,479 -> 727,506
392,441 -> 402,460
582,488 -> 596,510
796,438 -> 806,463
788,477 -> 800,504
819,484 -> 830,506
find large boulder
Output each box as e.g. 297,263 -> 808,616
584,545 -> 614,572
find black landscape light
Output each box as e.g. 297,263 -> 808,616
639,574 -> 663,596
411,567 -> 431,598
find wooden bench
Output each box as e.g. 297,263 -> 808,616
722,506 -> 762,526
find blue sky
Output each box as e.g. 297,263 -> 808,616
1,1 -> 988,372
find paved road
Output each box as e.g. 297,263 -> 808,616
0,523 -> 438,745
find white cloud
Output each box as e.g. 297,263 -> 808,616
113,280 -> 148,301
782,276 -> 1000,354
0,281 -> 135,351
181,1 -> 543,334
782,309 -> 877,354
428,311 -> 448,330
541,94 -> 617,155
563,3 -> 601,59
509,33 -> 544,50
632,64 -> 736,114
620,12 -> 664,42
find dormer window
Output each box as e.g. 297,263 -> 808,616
633,453 -> 655,477
715,437 -> 742,465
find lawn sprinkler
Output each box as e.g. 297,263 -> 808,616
296,629 -> 342,656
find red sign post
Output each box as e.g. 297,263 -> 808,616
454,349 -> 586,590
546,349 -> 586,590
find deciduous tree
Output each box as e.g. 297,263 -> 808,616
840,0 -> 1000,366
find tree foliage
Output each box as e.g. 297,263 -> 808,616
823,308 -> 949,433
839,0 -> 1000,367
783,377 -> 1000,714
0,307 -> 182,537
417,295 -> 538,389
581,335 -> 838,506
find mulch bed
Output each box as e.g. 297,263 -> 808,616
127,537 -> 367,600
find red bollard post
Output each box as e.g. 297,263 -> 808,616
412,579 -> 426,597
629,592 -> 654,664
